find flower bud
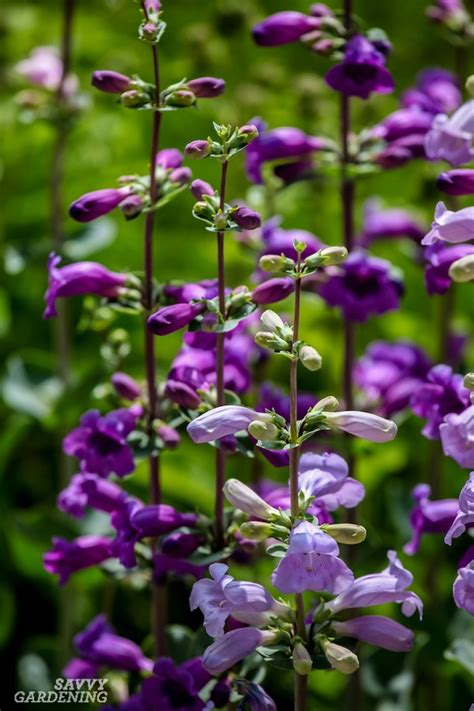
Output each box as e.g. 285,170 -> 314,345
436,169 -> 474,196
233,207 -> 261,231
260,309 -> 285,331
223,479 -> 279,519
147,303 -> 205,336
193,201 -> 214,220
323,410 -> 397,443
248,420 -> 280,441
91,70 -> 132,94
190,179 -> 215,200
156,423 -> 181,450
111,372 -> 142,401
320,639 -> 359,674
463,373 -> 474,391
322,524 -> 367,544
292,642 -> 313,675
252,12 -> 319,47
466,75 -> 474,98
185,140 -> 211,159
156,148 -> 183,169
119,194 -> 144,219
240,521 -> 274,540
214,212 -> 228,230
313,395 -> 339,411
169,166 -> 192,186
448,254 -> 474,283
259,254 -> 293,273
252,277 -> 295,305
299,345 -> 322,371
319,246 -> 348,265
187,76 -> 225,98
166,89 -> 196,107
255,331 -> 288,351
120,89 -> 149,108
238,124 -> 259,141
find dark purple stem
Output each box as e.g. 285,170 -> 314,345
214,159 -> 229,548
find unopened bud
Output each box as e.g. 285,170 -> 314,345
260,309 -> 284,331
448,254 -> 474,283
259,254 -> 292,273
238,124 -> 259,141
320,246 -> 348,265
248,419 -> 280,441
463,373 -> 474,391
120,89 -> 149,107
185,140 -> 211,159
299,345 -> 322,372
322,524 -> 367,545
240,521 -> 273,540
293,643 -> 313,675
166,89 -> 196,107
466,75 -> 474,98
313,396 -> 339,412
320,639 -> 359,675
214,212 -> 228,230
223,478 -> 279,519
193,201 -> 213,219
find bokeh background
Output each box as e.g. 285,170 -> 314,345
1,0 -> 473,708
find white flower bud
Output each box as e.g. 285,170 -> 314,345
299,345 -> 322,371
292,642 -> 313,675
463,373 -> 474,391
312,396 -> 339,412
223,479 -> 279,519
319,246 -> 348,265
320,639 -> 359,674
259,254 -> 292,273
260,309 -> 284,331
248,419 -> 280,441
448,254 -> 474,283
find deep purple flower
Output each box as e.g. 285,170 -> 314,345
57,472 -> 125,518
424,242 -> 474,295
63,408 -> 137,477
318,251 -> 403,322
63,658 -> 100,679
332,615 -> 414,652
154,553 -> 205,584
235,680 -> 277,711
375,109 -> 435,143
411,364 -> 470,439
184,140 -> 211,159
74,615 -> 152,673
424,99 -> 474,166
453,563 -> 474,615
252,277 -> 295,304
161,531 -> 202,558
354,340 -> 431,417
327,550 -> 423,618
69,187 -> 132,223
252,12 -> 319,47
111,372 -> 142,401
402,69 -> 461,116
140,657 -> 211,711
110,496 -> 143,568
43,536 -> 111,584
445,472 -> 474,544
404,483 -> 458,554
44,253 -> 127,319
91,70 -> 132,93
233,206 -> 261,230
130,504 -> 198,538
203,628 -> 275,675
437,169 -> 474,195
147,303 -> 205,335
16,46 -> 63,90
155,148 -> 183,169
187,76 -> 225,98
190,179 -> 215,200
325,35 -> 394,100
272,521 -> 354,594
190,563 -> 275,637
360,198 -> 425,246
422,201 -> 474,246
440,406 -> 474,468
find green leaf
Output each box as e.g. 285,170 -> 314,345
445,639 -> 474,674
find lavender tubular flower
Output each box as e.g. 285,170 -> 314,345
331,616 -> 414,652
453,564 -> 474,615
440,405 -> 474,468
139,657 -> 212,711
437,169 -> 474,195
57,472 -> 125,518
422,202 -> 474,245
403,484 -> 458,554
155,148 -> 184,169
424,99 -> 474,166
69,187 -> 132,222
187,76 -> 225,98
91,70 -> 132,93
322,410 -> 397,442
202,628 -> 276,675
147,303 -> 205,335
411,364 -> 470,440
425,243 -> 474,295
187,405 -> 260,443
43,536 -> 111,585
111,372 -> 142,401
252,12 -> 319,47
444,472 -> 474,544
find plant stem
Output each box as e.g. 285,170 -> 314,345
289,263 -> 307,711
214,160 -> 229,548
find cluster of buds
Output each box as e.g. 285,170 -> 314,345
426,0 -> 474,40
138,0 -> 166,45
185,122 -> 259,162
190,179 -> 261,234
259,244 -> 348,278
255,309 -> 322,372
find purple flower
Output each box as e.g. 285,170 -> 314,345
272,521 -> 354,594
74,615 -> 152,673
404,483 -> 458,554
140,657 -> 211,711
354,340 -> 431,417
437,169 -> 474,195
111,372 -> 142,401
161,531 -> 202,557
170,166 -> 192,186
187,405 -> 259,443
190,179 -> 215,200
43,536 -> 111,584
257,382 -> 316,421
44,253 -> 127,319
424,242 -> 474,295
63,658 -> 100,679
411,364 -> 470,439
235,681 -> 277,711
154,553 -> 205,584
325,35 -> 394,100
252,12 -> 319,47
184,140 -> 211,159
202,628 -> 275,675
69,187 -> 132,222
130,504 -> 198,537
445,472 -> 474,544
453,563 -> 474,615
332,615 -> 414,652
323,410 -> 398,442
440,406 -> 474,468
327,550 -> 423,618
16,46 -> 63,90
318,251 -> 403,322
245,121 -> 326,184
147,303 -> 205,336
233,206 -> 261,230
252,277 -> 295,304
374,109 -> 435,143
110,496 -> 143,568
424,98 -> 474,166
91,70 -> 132,93
298,451 -> 365,512
360,198 -> 425,246
155,148 -> 183,169
190,563 -> 274,637
63,408 -> 137,477
187,76 -> 225,98
422,201 -> 474,245
402,69 -> 461,116
57,472 -> 125,518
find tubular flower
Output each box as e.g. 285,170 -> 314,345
440,406 -> 474,468
69,187 -> 132,222
411,364 -> 470,440
424,99 -> 474,166
252,12 -> 319,47
453,563 -> 474,615
202,628 -> 277,675
43,536 -> 111,585
422,202 -> 474,245
444,472 -> 474,544
187,406 -> 260,443
331,615 -> 414,652
325,35 -> 394,99
73,615 -> 153,673
322,410 -> 398,442
404,484 -> 458,554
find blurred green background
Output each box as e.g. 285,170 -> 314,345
1,0 -> 473,708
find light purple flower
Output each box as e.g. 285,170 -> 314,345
332,615 -> 414,652
190,563 -> 274,637
69,187 -> 132,223
422,202 -> 474,246
44,253 -> 127,319
202,628 -> 275,675
424,100 -> 474,166
235,680 -> 277,711
155,148 -> 183,169
323,410 -> 398,442
424,242 -> 474,295
63,408 -> 138,477
74,615 -> 152,673
252,12 -> 319,47
233,206 -> 261,230
190,179 -> 215,200
453,563 -> 474,615
272,521 -> 354,594
440,406 -> 474,468
404,483 -> 458,554
43,536 -> 111,585
187,405 -> 259,443
16,46 -> 63,90
402,68 -> 461,116
445,472 -> 474,544
359,198 -> 425,246
297,451 -> 365,512
327,550 -> 423,618
325,35 -> 394,100
411,364 -> 470,440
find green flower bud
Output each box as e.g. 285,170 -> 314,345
448,254 -> 474,283
240,521 -> 273,540
259,254 -> 293,273
320,246 -> 348,265
255,331 -> 289,352
214,212 -> 228,230
299,345 -> 322,371
466,75 -> 474,98
166,89 -> 196,107
260,309 -> 285,331
120,89 -> 149,107
463,373 -> 474,391
193,201 -> 214,220
322,524 -> 367,544
248,419 -> 280,441
320,639 -> 359,675
313,396 -> 339,412
292,642 -> 313,675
